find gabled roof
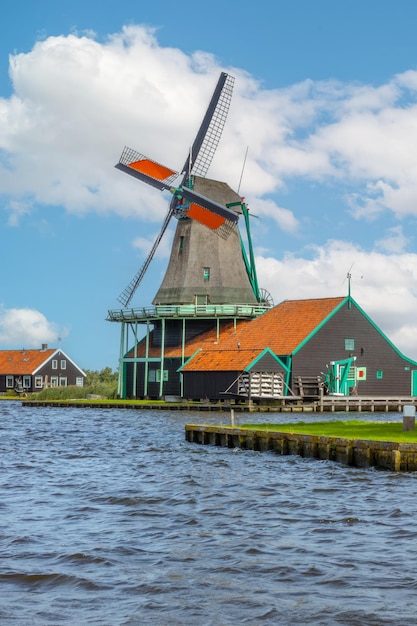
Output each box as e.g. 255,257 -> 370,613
0,348 -> 56,375
176,296 -> 346,372
181,348 -> 262,372
205,296 -> 346,355
0,348 -> 87,376
181,297 -> 346,372
182,346 -> 288,372
127,297 -> 346,366
125,320 -> 250,359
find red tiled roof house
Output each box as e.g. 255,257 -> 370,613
0,346 -> 86,394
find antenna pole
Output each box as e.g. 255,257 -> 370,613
237,146 -> 249,194
347,271 -> 352,309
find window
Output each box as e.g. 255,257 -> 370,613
52,359 -> 58,369
376,370 -> 383,379
59,377 -> 67,387
6,376 -> 14,388
148,370 -> 156,382
35,376 -> 43,388
75,377 -> 84,387
61,359 -> 66,369
23,376 -> 31,388
356,367 -> 367,381
203,267 -> 210,280
51,376 -> 58,387
156,369 -> 168,382
344,338 -> 355,351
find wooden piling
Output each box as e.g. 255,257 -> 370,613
185,424 -> 417,471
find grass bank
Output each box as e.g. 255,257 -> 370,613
239,420 -> 417,443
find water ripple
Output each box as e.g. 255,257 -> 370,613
1,403 -> 417,624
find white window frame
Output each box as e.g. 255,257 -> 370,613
35,376 -> 43,388
52,359 -> 58,370
61,359 -> 66,370
51,376 -> 58,387
23,376 -> 31,388
59,377 -> 67,387
6,375 -> 14,388
75,377 -> 84,387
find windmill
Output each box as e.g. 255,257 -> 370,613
115,72 -> 262,308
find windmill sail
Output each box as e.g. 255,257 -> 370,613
174,186 -> 238,239
116,72 -> 237,306
115,148 -> 179,191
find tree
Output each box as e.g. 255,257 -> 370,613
85,367 -> 118,386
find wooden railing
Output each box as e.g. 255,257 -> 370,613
107,303 -> 268,322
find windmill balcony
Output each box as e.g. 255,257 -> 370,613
106,303 -> 269,323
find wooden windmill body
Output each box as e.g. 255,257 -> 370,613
153,176 -> 257,306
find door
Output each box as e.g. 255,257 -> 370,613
327,357 -> 357,396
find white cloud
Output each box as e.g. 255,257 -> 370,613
375,225 -> 409,253
2,23 -> 417,364
132,222 -> 174,259
2,25 -> 417,228
0,306 -> 66,347
247,197 -> 299,232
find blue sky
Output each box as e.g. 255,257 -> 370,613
3,0 -> 417,371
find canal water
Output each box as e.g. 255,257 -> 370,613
1,402 -> 417,625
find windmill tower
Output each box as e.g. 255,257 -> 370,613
107,73 -> 271,399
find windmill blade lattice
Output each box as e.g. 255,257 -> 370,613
117,205 -> 174,307
182,72 -> 234,177
116,148 -> 179,191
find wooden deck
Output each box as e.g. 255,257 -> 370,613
20,396 -> 416,412
314,396 -> 416,413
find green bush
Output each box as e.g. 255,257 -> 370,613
29,367 -> 119,400
32,382 -> 117,401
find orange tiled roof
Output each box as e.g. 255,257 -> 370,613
126,297 -> 346,372
0,348 -> 56,375
126,319 -> 249,359
182,297 -> 345,371
183,348 -> 264,371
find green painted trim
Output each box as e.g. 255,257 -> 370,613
118,321 -> 125,398
284,356 -> 292,391
244,347 -> 290,373
122,361 -> 127,399
339,357 -> 355,390
348,296 -> 417,367
124,357 -> 162,363
293,297 -> 348,355
241,202 -> 260,300
228,200 -> 260,301
177,349 -> 202,372
292,294 -> 417,367
239,234 -> 254,291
